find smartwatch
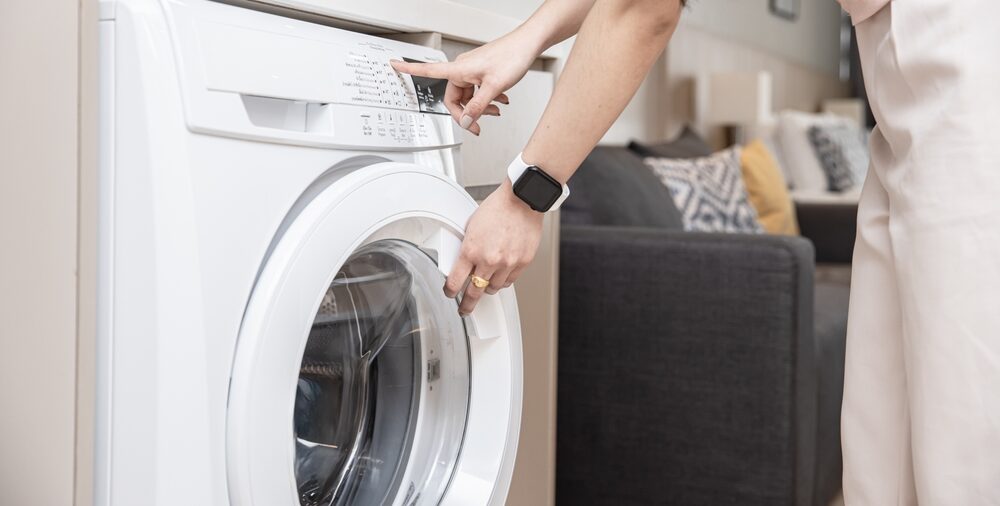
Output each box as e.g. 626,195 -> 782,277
506,153 -> 570,212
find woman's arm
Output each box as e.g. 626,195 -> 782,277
523,0 -> 682,183
522,0 -> 599,52
396,0 -> 684,314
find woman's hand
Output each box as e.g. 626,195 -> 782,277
391,31 -> 541,135
391,0 -> 596,135
446,181 -> 544,315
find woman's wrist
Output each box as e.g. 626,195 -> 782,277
510,21 -> 553,58
515,0 -> 596,55
497,178 -> 544,217
514,2 -> 579,57
521,147 -> 571,185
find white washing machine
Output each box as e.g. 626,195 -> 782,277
95,1 -> 522,504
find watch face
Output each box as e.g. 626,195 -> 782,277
513,167 -> 562,212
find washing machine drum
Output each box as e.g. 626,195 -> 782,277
294,241 -> 468,505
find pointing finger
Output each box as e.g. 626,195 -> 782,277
389,59 -> 455,80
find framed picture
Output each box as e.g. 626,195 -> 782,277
770,0 -> 800,21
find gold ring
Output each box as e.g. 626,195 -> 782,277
470,275 -> 490,289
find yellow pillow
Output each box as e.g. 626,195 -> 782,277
740,140 -> 799,235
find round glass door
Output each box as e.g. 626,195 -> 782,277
293,240 -> 470,506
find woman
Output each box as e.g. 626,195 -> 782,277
395,0 -> 1000,503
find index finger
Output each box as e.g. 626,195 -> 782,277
390,59 -> 454,80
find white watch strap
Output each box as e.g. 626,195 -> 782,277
506,153 -> 570,211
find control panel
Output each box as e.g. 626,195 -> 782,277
341,44 -> 421,111
327,41 -> 452,147
167,0 -> 458,151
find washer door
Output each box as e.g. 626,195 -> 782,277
294,239 -> 468,505
227,162 -> 522,506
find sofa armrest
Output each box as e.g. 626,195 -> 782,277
796,202 -> 858,264
557,226 -> 817,506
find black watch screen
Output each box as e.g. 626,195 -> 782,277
513,166 -> 562,212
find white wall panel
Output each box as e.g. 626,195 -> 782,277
682,0 -> 844,76
0,1 -> 83,505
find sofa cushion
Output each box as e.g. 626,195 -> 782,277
644,148 -> 764,234
808,123 -> 870,192
627,126 -> 713,159
560,146 -> 684,229
777,111 -> 855,191
740,140 -> 799,235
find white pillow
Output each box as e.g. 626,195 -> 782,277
762,133 -> 792,185
776,111 -> 854,191
745,118 -> 793,185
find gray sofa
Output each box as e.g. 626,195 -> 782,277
555,146 -> 854,506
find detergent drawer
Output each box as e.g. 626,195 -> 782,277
159,0 -> 457,150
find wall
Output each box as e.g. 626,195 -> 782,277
664,25 -> 849,148
602,0 -> 848,145
683,0 -> 845,76
0,0 -> 96,505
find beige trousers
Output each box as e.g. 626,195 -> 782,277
842,2 -> 1000,504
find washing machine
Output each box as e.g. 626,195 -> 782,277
95,0 -> 522,504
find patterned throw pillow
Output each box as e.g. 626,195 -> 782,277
808,124 -> 870,192
644,148 -> 764,234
